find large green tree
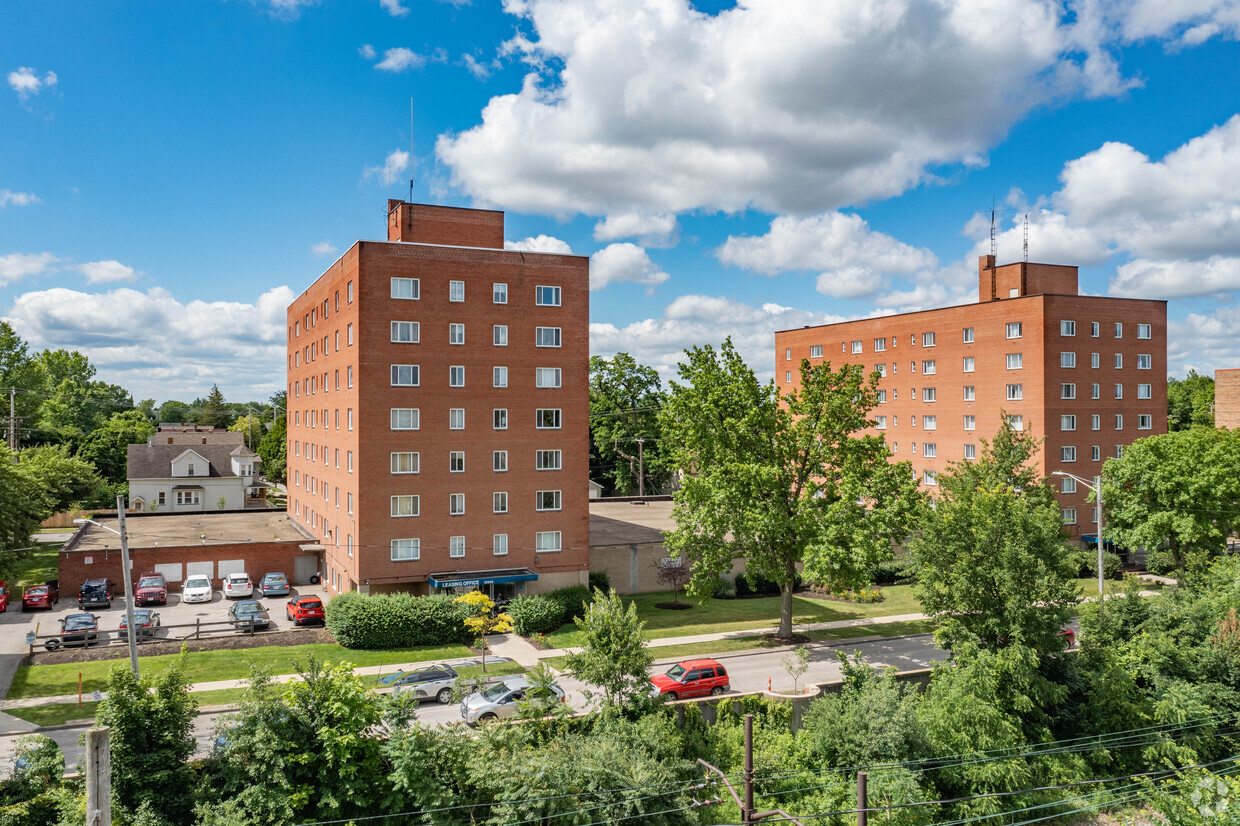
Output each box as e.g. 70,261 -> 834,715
228,414 -> 265,450
0,321 -> 42,428
31,349 -> 132,448
661,338 -> 922,638
589,353 -> 671,495
563,588 -> 654,711
18,444 -> 112,515
0,446 -> 42,561
1101,427 -> 1240,562
1167,370 -> 1214,430
912,423 -> 1077,653
196,384 -> 234,429
76,409 -> 157,484
257,415 -> 287,484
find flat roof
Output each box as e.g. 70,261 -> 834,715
66,511 -> 314,553
590,500 -> 674,546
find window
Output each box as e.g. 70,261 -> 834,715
493,450 -> 507,472
494,408 -> 508,430
1138,383 -> 1152,399
450,536 -> 465,558
391,495 -> 419,517
450,408 -> 465,429
1088,353 -> 1099,369
851,340 -> 863,354
536,285 -> 561,306
493,492 -> 508,513
1137,354 -> 1152,370
963,385 -> 975,401
449,281 -> 465,302
1062,383 -> 1076,399
807,344 -> 823,358
1008,415 -> 1023,431
536,408 -> 562,429
536,367 -> 562,388
450,494 -> 465,515
963,327 -> 974,343
923,415 -> 936,430
922,360 -> 936,374
493,325 -> 508,346
1006,353 -> 1023,369
1138,323 -> 1151,339
391,321 -> 419,343
347,492 -> 353,512
923,388 -> 936,402
876,390 -> 887,404
1061,476 -> 1077,493
494,367 -> 508,388
448,323 -> 465,345
537,490 -> 562,511
391,452 -> 419,474
1113,353 -> 1123,369
964,415 -> 975,431
536,531 -> 561,553
964,444 -> 976,460
1115,384 -> 1123,399
963,357 -> 975,372
1115,414 -> 1124,430
1114,322 -> 1123,338
911,415 -> 916,427
784,348 -> 791,360
1062,414 -> 1076,431
1092,383 -> 1101,400
874,338 -> 887,351
1006,322 -> 1022,339
1062,508 -> 1077,525
450,451 -> 465,472
391,277 -> 420,299
911,442 -> 917,454
391,408 -> 420,430
1092,445 -> 1101,461
346,281 -> 353,303
875,416 -> 887,430
1139,414 -> 1153,429
493,534 -> 508,556
1061,352 -> 1077,368
923,443 -> 937,457
1090,321 -> 1100,337
536,327 -> 562,348
493,283 -> 508,304
1092,414 -> 1101,430
175,490 -> 200,505
1061,320 -> 1076,336
1007,384 -> 1023,400
922,332 -> 936,347
391,365 -> 419,386
391,538 -> 419,561
1116,445 -> 1125,458
1062,446 -> 1077,462
874,364 -> 887,377
345,323 -> 353,346
449,366 -> 465,387
536,449 -> 562,470
295,321 -> 300,337
785,371 -> 791,383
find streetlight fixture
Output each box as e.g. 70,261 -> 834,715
74,495 -> 139,678
1052,471 -> 1105,597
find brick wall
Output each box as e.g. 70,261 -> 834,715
1216,369 -> 1240,429
58,540 -> 319,591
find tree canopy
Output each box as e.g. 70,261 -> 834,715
1167,370 -> 1214,430
589,353 -> 671,495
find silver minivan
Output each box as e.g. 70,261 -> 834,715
459,676 -> 565,725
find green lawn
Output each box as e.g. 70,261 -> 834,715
10,544 -> 63,590
9,641 -> 473,700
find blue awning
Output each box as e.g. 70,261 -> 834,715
429,568 -> 538,589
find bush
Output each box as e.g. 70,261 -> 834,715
588,571 -> 611,593
1103,551 -> 1124,580
508,594 -> 566,636
735,570 -> 798,597
1145,550 -> 1179,576
326,592 -> 471,649
1067,549 -> 1094,578
407,594 -> 473,647
548,585 -> 594,622
872,556 -> 918,585
714,574 -> 737,600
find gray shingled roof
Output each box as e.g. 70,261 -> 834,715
127,443 -> 260,481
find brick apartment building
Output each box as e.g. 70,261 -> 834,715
775,256 -> 1168,538
285,200 -> 591,596
1215,369 -> 1240,429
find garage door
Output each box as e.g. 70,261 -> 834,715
293,555 -> 319,585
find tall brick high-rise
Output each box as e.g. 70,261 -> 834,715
286,201 -> 590,596
775,256 -> 1168,539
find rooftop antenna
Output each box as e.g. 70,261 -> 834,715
1023,214 -> 1029,263
989,207 -> 997,260
407,98 -> 415,204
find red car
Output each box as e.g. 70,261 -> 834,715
0,580 -> 9,612
650,658 -> 730,700
285,596 -> 325,625
22,583 -> 59,612
135,573 -> 167,606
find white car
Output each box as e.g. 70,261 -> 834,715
222,573 -> 253,599
459,676 -> 565,726
182,575 -> 213,604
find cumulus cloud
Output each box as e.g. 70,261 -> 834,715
1168,305 -> 1240,379
380,0 -> 409,16
593,213 -> 679,248
0,190 -> 39,207
504,235 -> 573,254
589,243 -> 669,292
361,149 -> 411,186
2,285 -> 294,400
375,48 -> 427,72
359,44 -> 377,60
78,260 -> 137,284
1110,257 -> 1240,299
0,252 -> 59,286
8,67 -> 56,103
311,241 -> 339,257
461,54 -> 496,80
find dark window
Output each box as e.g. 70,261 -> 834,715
699,667 -> 716,679
685,670 -> 702,682
716,666 -> 727,677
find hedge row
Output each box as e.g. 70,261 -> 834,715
1067,549 -> 1124,580
507,585 -> 597,636
325,592 -> 474,650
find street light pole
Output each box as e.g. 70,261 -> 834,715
75,501 -> 140,679
1052,470 -> 1105,597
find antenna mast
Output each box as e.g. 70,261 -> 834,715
408,98 -> 415,203
989,209 -> 997,260
1023,214 -> 1029,263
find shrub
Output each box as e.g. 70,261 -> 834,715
326,592 -> 471,649
734,571 -> 783,598
714,574 -> 737,600
872,556 -> 918,585
548,585 -> 594,622
408,594 -> 473,647
588,571 -> 611,593
1103,551 -> 1124,580
508,594 -> 566,636
1145,550 -> 1179,576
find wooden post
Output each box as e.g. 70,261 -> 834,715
78,673 -> 82,706
195,618 -> 200,640
857,771 -> 868,826
85,726 -> 111,826
743,714 -> 754,824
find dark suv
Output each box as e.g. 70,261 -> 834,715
78,579 -> 115,609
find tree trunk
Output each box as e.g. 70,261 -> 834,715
779,564 -> 795,639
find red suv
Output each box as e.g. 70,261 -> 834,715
135,573 -> 167,606
650,658 -> 730,700
285,596 -> 325,625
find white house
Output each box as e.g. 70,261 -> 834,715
127,442 -> 268,512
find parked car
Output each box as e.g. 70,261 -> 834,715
650,658 -> 730,700
22,582 -> 59,612
0,580 -> 9,612
380,663 -> 460,703
135,573 -> 167,606
119,609 -> 161,638
460,675 -> 565,725
78,578 -> 115,609
1059,627 -> 1077,648
45,613 -> 100,650
285,595 -> 325,625
222,573 -> 253,599
228,600 -> 270,630
258,572 -> 290,597
181,575 -> 213,604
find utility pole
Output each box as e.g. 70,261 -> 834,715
1095,475 -> 1105,597
7,388 -> 19,452
115,497 -> 140,678
696,714 -> 805,825
85,726 -> 111,826
614,437 -> 647,497
857,771 -> 868,826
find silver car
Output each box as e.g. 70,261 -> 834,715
379,663 -> 459,704
459,676 -> 565,725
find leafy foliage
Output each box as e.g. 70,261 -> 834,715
1167,370 -> 1214,430
455,590 -> 514,668
563,588 -> 655,711
325,592 -> 471,649
507,594 -> 565,636
256,415 -> 287,484
547,584 -> 594,623
76,410 -> 156,484
589,353 -> 672,495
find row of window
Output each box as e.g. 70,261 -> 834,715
386,449 -> 563,474
391,490 -> 564,517
389,278 -> 562,307
389,407 -> 563,431
293,282 -> 353,339
388,322 -> 563,348
875,411 -> 1153,433
867,382 -> 1155,405
788,354 -> 1154,385
390,531 -> 562,561
390,365 -> 562,388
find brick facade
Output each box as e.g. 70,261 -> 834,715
59,540 -> 316,592
1215,369 -> 1240,429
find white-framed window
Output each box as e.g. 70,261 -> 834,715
536,449 -> 562,470
1060,383 -> 1075,399
391,365 -> 419,386
1114,322 -> 1123,338
493,283 -> 508,304
1138,414 -> 1153,429
347,408 -> 353,430
1061,320 -> 1076,336
391,538 -> 420,561
494,367 -> 508,388
1092,414 -> 1101,430
1062,508 -> 1077,524
922,332 -> 936,347
493,534 -> 508,556
1008,414 -> 1023,431
1061,352 -> 1077,368
785,371 -> 791,383
809,345 -> 823,358
923,443 -> 937,458
1007,384 -> 1023,400
923,388 -> 936,402
922,360 -> 936,374
536,408 -> 562,429
964,415 -> 975,431
851,340 -> 863,354
1062,414 -> 1076,431
391,277 -> 420,300
911,442 -> 917,455
450,536 -> 465,558
536,327 -> 562,348
876,389 -> 887,403
1006,322 -> 1022,339
450,408 -> 465,430
346,281 -> 353,303
1089,353 -> 1099,369
1062,446 -> 1077,462
1116,445 -> 1125,458
391,321 -> 420,343
493,325 -> 508,346
963,327 -> 974,343
784,348 -> 791,360
1137,354 -> 1152,370
1006,353 -> 1023,369
450,366 -> 465,387
922,470 -> 937,486
450,494 -> 465,515
493,492 -> 508,513
448,323 -> 465,345
347,492 -> 353,513
923,415 -> 937,430
536,531 -> 561,553
347,366 -> 354,388
391,408 -> 420,430
964,444 -> 976,460
1115,414 -> 1124,430
963,357 -> 975,372
536,367 -> 562,388
1092,383 -> 1101,400
1137,323 -> 1151,339
391,452 -> 419,474
536,490 -> 562,511
391,495 -> 419,517
536,285 -> 561,306
450,451 -> 465,472
1115,384 -> 1124,399
1061,476 -> 1077,493
175,490 -> 200,505
963,385 -> 975,401
493,450 -> 507,472
347,323 -> 354,346
450,281 -> 465,302
874,338 -> 887,352
494,408 -> 508,430
1090,322 -> 1100,337
874,364 -> 887,377
1114,353 -> 1123,369
875,415 -> 887,430
1092,445 -> 1101,461
1138,383 -> 1152,399
911,415 -> 916,427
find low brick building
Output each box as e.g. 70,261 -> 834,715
59,511 -> 324,591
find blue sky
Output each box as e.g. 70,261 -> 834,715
4,0 -> 1240,403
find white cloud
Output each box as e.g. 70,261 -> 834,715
589,243 -> 669,292
2,285 -> 294,401
8,67 -> 56,102
1169,305 -> 1240,379
380,0 -> 410,16
359,44 -> 377,60
375,48 -> 427,73
78,260 -> 138,284
311,241 -> 339,257
1111,256 -> 1240,299
0,252 -> 58,286
259,0 -> 317,20
0,190 -> 38,207
361,149 -> 411,186
593,213 -> 679,248
504,235 -> 573,254
461,54 -> 495,80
